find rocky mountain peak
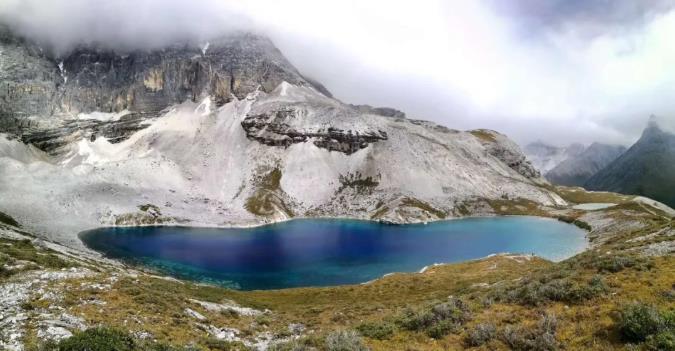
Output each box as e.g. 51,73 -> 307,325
0,26 -> 339,153
545,142 -> 626,187
642,115 -> 672,139
0,27 -> 324,122
585,116 -> 675,208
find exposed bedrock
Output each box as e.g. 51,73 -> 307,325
241,107 -> 388,154
0,26 -> 324,152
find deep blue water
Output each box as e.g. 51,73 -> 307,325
79,217 -> 587,290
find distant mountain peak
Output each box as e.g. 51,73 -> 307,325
585,115 -> 675,208
545,142 -> 626,187
644,115 -> 674,137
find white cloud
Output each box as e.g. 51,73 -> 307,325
229,0 -> 675,145
1,0 -> 673,146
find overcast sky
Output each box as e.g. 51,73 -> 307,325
1,0 -> 674,146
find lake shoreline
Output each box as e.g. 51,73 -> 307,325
80,216 -> 589,290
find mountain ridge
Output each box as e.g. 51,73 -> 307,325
545,142 -> 626,186
524,141 -> 585,174
585,118 -> 675,208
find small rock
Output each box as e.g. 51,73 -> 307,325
185,308 -> 206,321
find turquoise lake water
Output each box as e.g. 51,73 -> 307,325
79,217 -> 588,290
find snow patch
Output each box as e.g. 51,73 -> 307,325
195,97 -> 212,116
58,61 -> 67,83
76,110 -> 130,122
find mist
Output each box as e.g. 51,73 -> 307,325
1,0 -> 674,147
0,0 -> 251,53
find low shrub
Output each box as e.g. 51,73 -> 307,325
464,323 -> 497,347
554,216 -> 591,231
492,275 -> 608,306
35,327 -> 181,351
397,298 -> 471,339
355,321 -> 395,340
591,255 -> 653,273
51,327 -> 136,351
617,303 -> 671,343
267,340 -> 313,351
202,338 -> 250,351
325,330 -> 369,351
500,314 -> 558,351
646,331 -> 675,351
597,256 -> 637,273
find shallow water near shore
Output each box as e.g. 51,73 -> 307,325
80,217 -> 588,290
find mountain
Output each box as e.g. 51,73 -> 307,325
0,27 -> 564,247
0,25 -> 330,153
524,141 -> 585,174
585,118 -> 675,208
545,142 -> 626,186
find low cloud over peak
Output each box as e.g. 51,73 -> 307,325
1,0 -> 673,147
0,0 -> 252,54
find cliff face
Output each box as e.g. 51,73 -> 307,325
0,27 -> 321,153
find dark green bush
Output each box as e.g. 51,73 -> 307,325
53,327 -> 136,351
617,303 -> 666,342
646,331 -> 675,351
0,265 -> 11,279
597,256 -> 638,273
397,298 -> 471,339
36,327 -> 181,351
554,216 -> 591,231
355,322 -> 395,340
0,211 -> 19,227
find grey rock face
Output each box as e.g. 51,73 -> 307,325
349,104 -> 406,118
19,112 -> 156,154
472,130 -> 542,179
0,26 -> 326,152
241,106 -> 388,155
545,142 -> 626,186
585,118 -> 675,208
57,34 -> 313,113
0,27 -> 62,125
